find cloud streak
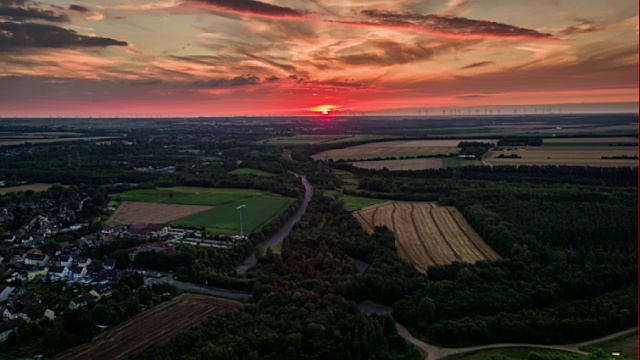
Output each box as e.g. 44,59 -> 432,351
189,0 -> 307,19
0,22 -> 128,50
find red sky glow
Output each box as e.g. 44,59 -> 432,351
0,0 -> 637,117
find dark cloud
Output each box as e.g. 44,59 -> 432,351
0,0 -> 28,6
69,4 -> 91,13
0,22 -> 128,50
192,74 -> 261,88
456,94 -> 489,99
347,9 -> 553,39
557,24 -> 604,37
460,61 -> 494,69
0,5 -> 69,22
190,0 -> 306,19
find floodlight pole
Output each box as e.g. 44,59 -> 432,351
236,204 -> 246,238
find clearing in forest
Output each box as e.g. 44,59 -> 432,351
107,201 -> 213,226
55,294 -> 241,360
354,202 -> 500,273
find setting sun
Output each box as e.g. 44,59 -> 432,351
311,105 -> 341,116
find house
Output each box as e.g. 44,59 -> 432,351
69,293 -> 94,309
0,318 -> 23,342
0,286 -> 16,302
102,258 -> 116,270
44,309 -> 55,321
3,303 -> 28,321
89,284 -> 114,300
24,254 -> 49,267
68,266 -> 87,280
51,255 -> 73,268
48,266 -> 68,280
26,267 -> 49,281
73,257 -> 92,268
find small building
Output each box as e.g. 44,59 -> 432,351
26,267 -> 49,281
24,254 -> 49,267
0,286 -> 16,302
51,255 -> 73,268
69,293 -> 94,309
102,259 -> 116,270
90,284 -> 114,300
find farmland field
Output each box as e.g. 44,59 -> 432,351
55,294 -> 241,360
265,134 -> 389,145
113,187 -> 268,206
314,139 -> 496,161
0,183 -> 52,193
485,146 -> 638,167
350,158 -> 443,170
0,136 -> 118,146
107,201 -> 213,226
542,136 -> 638,146
170,195 -> 295,235
354,202 -> 500,273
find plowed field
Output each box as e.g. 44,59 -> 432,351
107,201 -> 213,225
56,294 -> 241,360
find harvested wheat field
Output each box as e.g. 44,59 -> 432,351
349,158 -> 443,170
354,202 -> 500,273
0,183 -> 52,193
485,146 -> 638,167
55,294 -> 242,360
107,201 -> 213,225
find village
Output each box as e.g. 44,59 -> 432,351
0,184 -> 231,346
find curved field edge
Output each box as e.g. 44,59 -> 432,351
170,195 -> 295,235
54,294 -> 241,360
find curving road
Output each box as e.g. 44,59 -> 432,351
236,174 -> 313,274
396,323 -> 638,360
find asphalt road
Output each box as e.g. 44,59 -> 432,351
396,323 -> 638,360
236,174 -> 313,274
144,275 -> 252,300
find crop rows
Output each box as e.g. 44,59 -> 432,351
354,202 -> 500,273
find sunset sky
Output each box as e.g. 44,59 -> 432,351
0,0 -> 637,117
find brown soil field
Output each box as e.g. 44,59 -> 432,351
354,202 -> 500,273
55,294 -> 241,360
314,139 -> 496,160
0,183 -> 52,193
543,137 -> 638,143
485,146 -> 638,167
107,201 -> 213,225
350,158 -> 443,170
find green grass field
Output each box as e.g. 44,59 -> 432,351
228,168 -> 274,177
445,348 -> 588,360
442,157 -> 485,168
324,190 -> 388,211
170,196 -> 294,235
112,187 -> 268,206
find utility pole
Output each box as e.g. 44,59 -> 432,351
236,204 -> 246,238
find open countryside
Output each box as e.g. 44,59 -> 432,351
56,294 -> 241,360
113,187 -> 268,206
313,139 -> 497,161
485,146 -> 638,167
0,183 -> 53,193
354,202 -> 500,273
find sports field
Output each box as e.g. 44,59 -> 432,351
171,195 -> 294,235
111,187 -> 295,235
107,202 -> 213,226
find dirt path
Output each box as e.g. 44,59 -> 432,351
396,323 -> 637,360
